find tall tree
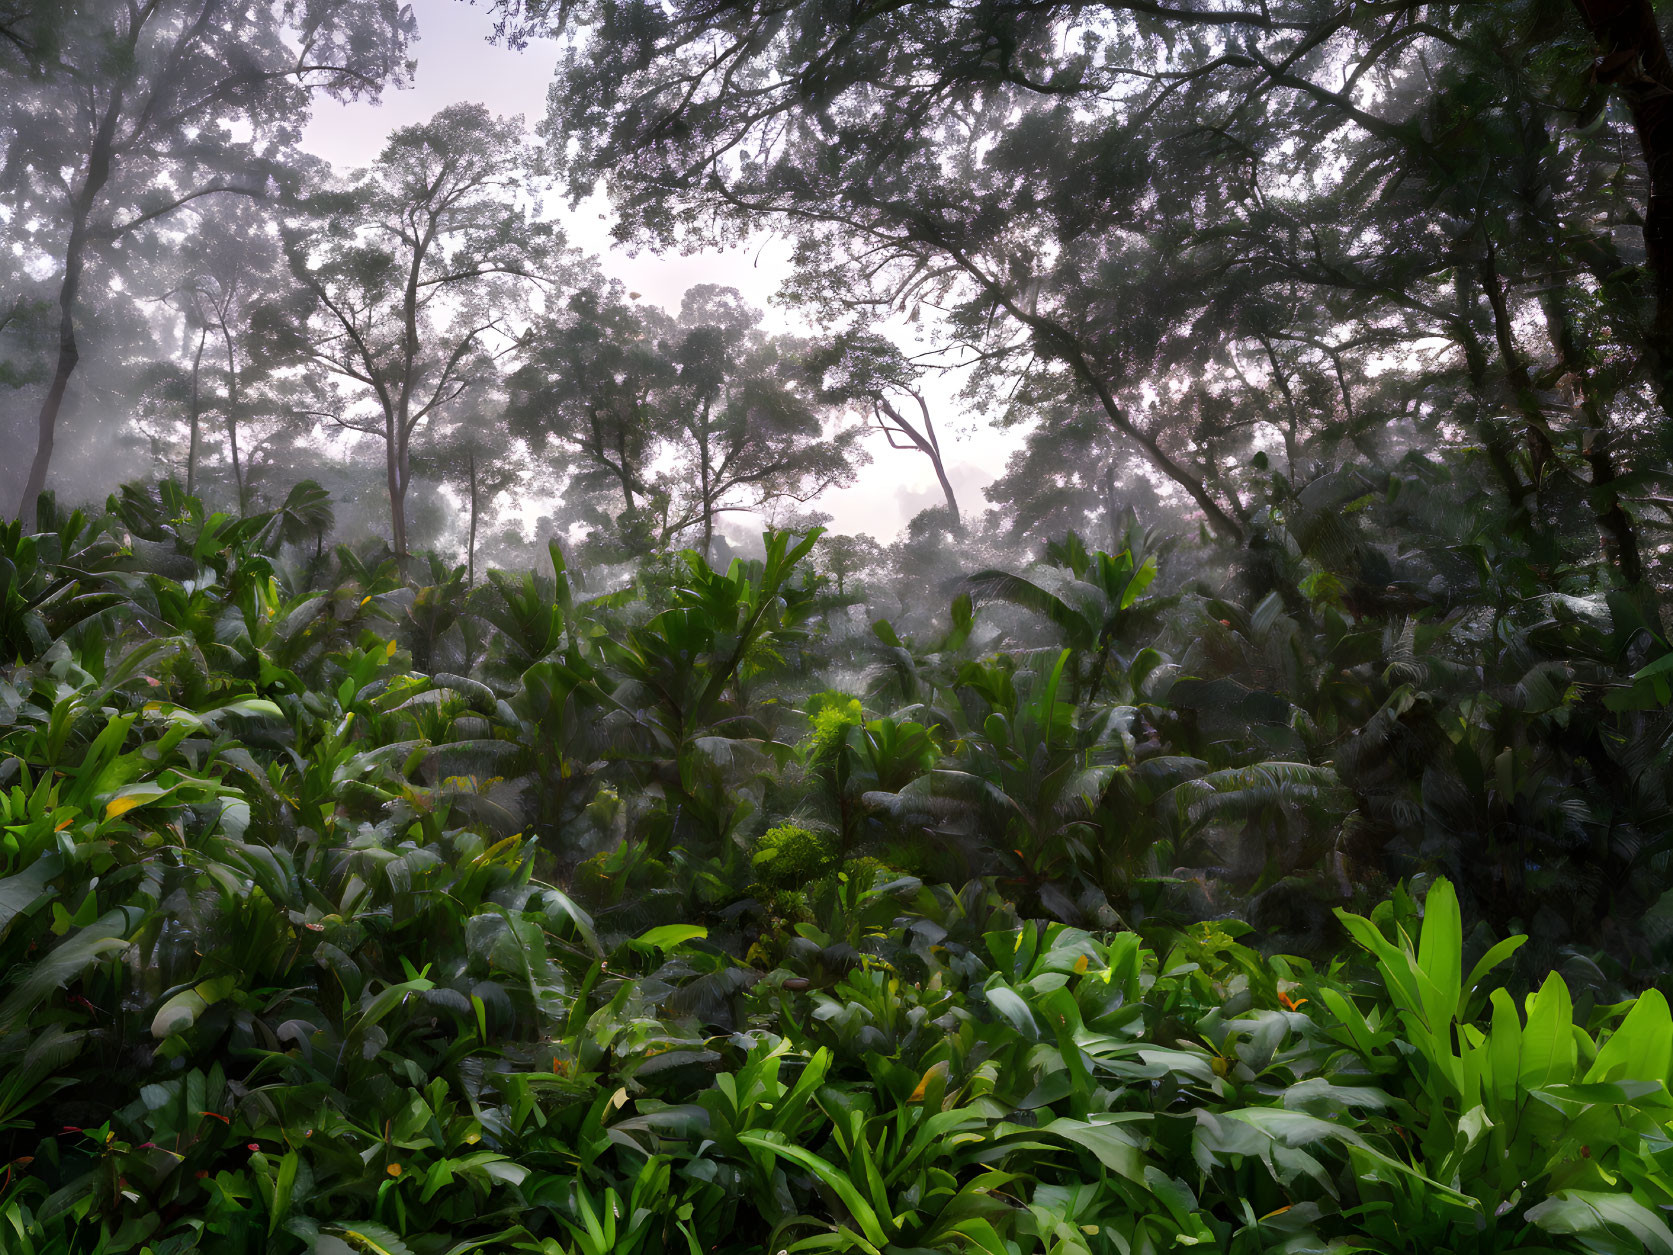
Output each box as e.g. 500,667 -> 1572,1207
1569,0 -> 1673,386
417,398 -> 525,584
510,283 -> 865,558
505,0 -> 1672,612
169,196 -> 302,508
0,0 -> 414,525
508,0 -> 1291,541
801,330 -> 960,526
660,286 -> 865,558
507,281 -> 673,545
982,401 -> 1165,550
282,104 -> 560,561
123,195 -> 320,506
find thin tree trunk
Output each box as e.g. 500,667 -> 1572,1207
1102,461 -> 1122,549
467,447 -> 478,585
388,418 -> 408,560
876,393 -> 959,525
17,91 -> 124,527
1254,333 -> 1302,475
616,423 -> 638,512
391,212 -> 433,565
930,456 -> 959,524
1453,266 -> 1535,516
388,436 -> 410,563
186,327 -> 207,496
1478,247 -> 1557,487
219,323 -> 245,509
698,398 -> 714,560
930,228 -> 1245,540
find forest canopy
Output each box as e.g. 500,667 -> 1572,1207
10,1 -> 1673,1252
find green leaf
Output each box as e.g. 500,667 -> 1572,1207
0,910 -> 136,1031
1461,935 -> 1527,1019
103,782 -> 175,820
1586,989 -> 1673,1089
1526,1190 -> 1673,1255
268,1151 -> 298,1235
1042,1118 -> 1147,1184
983,982 -> 1039,1039
212,698 -> 283,720
1520,972 -> 1577,1091
1487,987 -> 1522,1107
439,1231 -> 535,1255
1224,1107 -> 1360,1150
1632,652 -> 1673,682
1119,554 -> 1158,610
736,1132 -> 887,1250
331,1222 -> 414,1255
151,974 -> 237,1038
1416,878 -> 1463,1030
633,924 -> 707,952
0,856 -> 61,936
964,569 -> 1094,649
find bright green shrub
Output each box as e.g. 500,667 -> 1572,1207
802,691 -> 863,769
750,822 -> 837,889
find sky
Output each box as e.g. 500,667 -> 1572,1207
297,0 -> 1014,542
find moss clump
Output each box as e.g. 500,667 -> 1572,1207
752,823 -> 838,889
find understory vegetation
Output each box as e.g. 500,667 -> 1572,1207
6,484 -> 1673,1252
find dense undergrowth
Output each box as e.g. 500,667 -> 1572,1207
6,483 -> 1673,1252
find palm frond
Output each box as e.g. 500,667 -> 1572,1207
964,569 -> 1094,649
1165,761 -> 1342,828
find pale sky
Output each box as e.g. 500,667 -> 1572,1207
298,0 -> 1014,542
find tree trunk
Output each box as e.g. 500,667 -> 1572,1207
1571,0 -> 1673,381
930,456 -> 959,524
1477,247 -> 1557,488
1254,333 -> 1302,475
876,393 -> 959,525
1452,266 -> 1535,517
616,423 -> 638,512
391,213 -> 431,565
186,327 -> 207,496
1101,461 -> 1122,549
16,91 -> 124,527
930,227 -> 1245,540
698,397 -> 714,560
1514,102 -> 1660,624
1540,287 -> 1661,626
388,419 -> 409,561
467,447 -> 479,585
220,323 -> 245,509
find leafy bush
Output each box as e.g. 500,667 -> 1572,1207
751,822 -> 838,889
4,487 -> 1673,1253
802,691 -> 863,771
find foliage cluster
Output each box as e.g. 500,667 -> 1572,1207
4,487 -> 1673,1250
14,0 -> 1673,1245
